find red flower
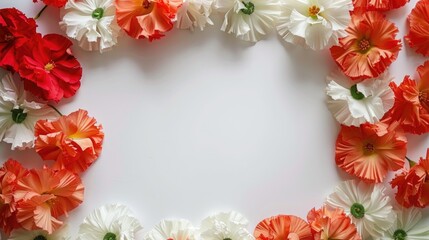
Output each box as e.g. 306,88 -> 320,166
330,11 -> 401,81
405,0 -> 429,57
353,0 -> 409,11
391,149 -> 429,208
17,34 -> 82,102
0,8 -> 37,72
33,0 -> 68,8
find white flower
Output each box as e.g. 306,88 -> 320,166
215,0 -> 281,42
326,69 -> 394,126
277,0 -> 352,50
177,0 -> 214,31
0,73 -> 57,150
377,207 -> 429,240
60,0 -> 120,53
200,211 -> 254,240
144,219 -> 196,240
326,180 -> 396,239
9,225 -> 70,240
78,204 -> 143,240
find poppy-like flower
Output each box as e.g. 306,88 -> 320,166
335,122 -> 407,183
0,8 -> 37,72
277,0 -> 352,50
353,0 -> 409,11
326,180 -> 395,239
215,0 -> 281,42
115,0 -> 182,40
176,0 -> 214,31
145,219 -> 196,240
387,61 -> 429,134
9,225 -> 70,240
34,109 -> 104,174
326,69 -> 394,126
33,0 -> 68,8
60,0 -> 121,53
390,149 -> 429,208
330,10 -> 401,81
200,211 -> 254,240
307,206 -> 361,240
254,215 -> 312,240
17,34 -> 82,102
405,0 -> 429,57
14,168 -> 84,234
78,204 -> 142,240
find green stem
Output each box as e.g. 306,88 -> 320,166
35,5 -> 48,20
406,156 -> 417,168
48,104 -> 63,116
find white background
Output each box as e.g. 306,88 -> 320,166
1,0 -> 429,238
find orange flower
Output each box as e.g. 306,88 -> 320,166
254,215 -> 312,240
34,109 -> 104,174
115,0 -> 182,40
353,0 -> 409,11
330,11 -> 401,81
307,206 -> 361,240
14,168 -> 84,234
335,122 -> 407,183
405,0 -> 429,57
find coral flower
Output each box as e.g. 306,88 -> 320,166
307,206 -> 361,240
391,149 -> 429,208
335,122 -> 407,183
14,168 -> 84,234
405,0 -> 429,56
254,215 -> 312,240
115,0 -> 182,40
353,0 -> 409,11
34,109 -> 104,174
330,11 -> 401,81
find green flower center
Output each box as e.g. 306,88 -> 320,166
92,8 -> 104,19
224,238 -> 232,240
393,229 -> 407,240
11,108 -> 27,123
240,1 -> 255,15
350,203 -> 365,219
350,84 -> 365,100
103,232 -> 117,240
33,235 -> 47,240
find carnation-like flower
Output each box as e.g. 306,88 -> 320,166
9,225 -> 70,240
200,211 -> 254,240
17,34 -> 82,102
330,10 -> 401,80
14,168 -> 84,234
326,180 -> 396,239
215,0 -> 281,42
405,0 -> 429,57
176,0 -> 214,31
60,0 -> 121,52
353,0 -> 409,11
0,73 -> 58,150
35,109 -> 104,174
0,8 -> 37,72
326,69 -> 394,126
254,215 -> 312,240
277,0 -> 353,50
33,0 -> 68,8
115,0 -> 182,40
145,219 -> 196,240
335,122 -> 407,183
307,206 -> 361,240
78,204 -> 142,240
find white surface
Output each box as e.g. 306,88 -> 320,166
1,1 -> 429,238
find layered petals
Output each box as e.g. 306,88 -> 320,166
176,0 -> 214,31
254,215 -> 312,240
405,0 -> 429,57
353,0 -> 409,11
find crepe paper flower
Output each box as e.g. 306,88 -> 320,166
33,0 -> 68,8
326,69 -> 394,126
0,8 -> 37,72
34,109 -> 104,174
78,204 -> 142,240
145,219 -> 196,240
254,215 -> 312,240
215,0 -> 281,42
353,0 -> 409,11
115,0 -> 182,40
330,10 -> 401,81
9,225 -> 70,240
276,0 -> 353,51
14,167 -> 84,234
200,211 -> 254,240
405,0 -> 429,57
307,206 -> 361,240
0,159 -> 28,235
327,180 -> 396,239
176,0 -> 214,31
335,122 -> 407,183
17,34 -> 82,102
390,149 -> 429,208
60,0 -> 121,53
0,73 -> 58,150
